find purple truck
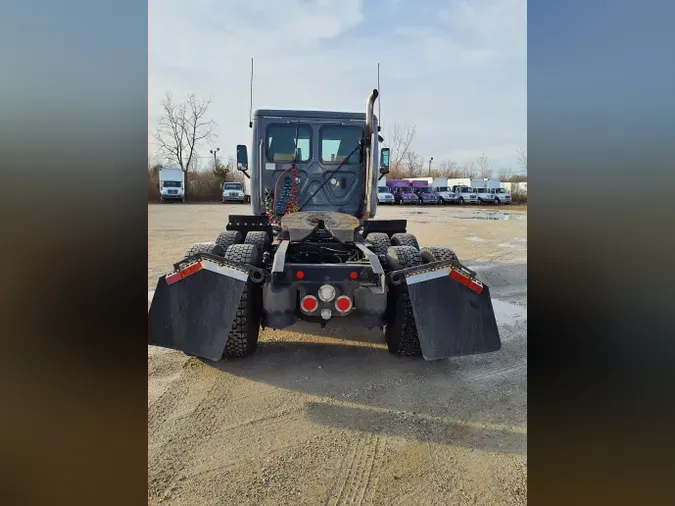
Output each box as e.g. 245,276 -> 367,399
386,179 -> 419,204
411,181 -> 439,204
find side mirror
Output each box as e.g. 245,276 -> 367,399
379,147 -> 390,175
236,145 -> 248,171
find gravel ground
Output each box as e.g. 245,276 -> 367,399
148,203 -> 527,506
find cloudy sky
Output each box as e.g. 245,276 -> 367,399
149,0 -> 526,171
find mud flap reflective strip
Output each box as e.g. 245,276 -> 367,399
166,260 -> 248,285
165,262 -> 203,285
448,269 -> 483,294
149,262 -> 249,361
404,267 -> 500,360
407,267 -> 484,294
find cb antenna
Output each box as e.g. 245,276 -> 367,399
377,62 -> 381,132
249,57 -> 254,128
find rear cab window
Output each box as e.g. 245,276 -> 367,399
320,125 -> 363,165
266,124 -> 312,163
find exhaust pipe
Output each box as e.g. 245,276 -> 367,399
365,89 -> 379,145
364,89 -> 379,220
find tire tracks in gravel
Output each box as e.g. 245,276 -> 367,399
150,358 -> 309,502
326,432 -> 383,506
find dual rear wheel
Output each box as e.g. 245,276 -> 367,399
183,231 -> 269,358
365,232 -> 457,357
183,230 -> 458,360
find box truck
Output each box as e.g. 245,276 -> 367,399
159,168 -> 185,202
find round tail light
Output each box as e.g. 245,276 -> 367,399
335,296 -> 352,313
301,295 -> 318,312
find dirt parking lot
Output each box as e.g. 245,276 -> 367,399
148,203 -> 527,506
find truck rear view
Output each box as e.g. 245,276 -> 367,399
148,89 -> 502,363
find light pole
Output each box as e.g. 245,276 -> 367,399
209,147 -> 220,169
428,157 -> 433,177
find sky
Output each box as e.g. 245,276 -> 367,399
149,0 -> 526,172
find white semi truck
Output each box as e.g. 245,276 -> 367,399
159,168 -> 185,203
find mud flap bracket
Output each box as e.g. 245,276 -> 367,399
389,260 -> 501,360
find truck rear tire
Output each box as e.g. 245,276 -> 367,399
384,245 -> 424,357
184,242 -> 224,259
365,232 -> 391,269
391,233 -> 419,251
215,231 -> 244,251
419,246 -> 458,264
222,243 -> 263,358
244,231 -> 271,255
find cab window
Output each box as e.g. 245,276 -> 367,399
320,126 -> 363,164
266,124 -> 312,163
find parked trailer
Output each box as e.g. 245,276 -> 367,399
148,90 -> 501,362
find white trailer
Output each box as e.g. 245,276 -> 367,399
159,168 -> 185,202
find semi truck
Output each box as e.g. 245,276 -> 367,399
148,89 -> 501,362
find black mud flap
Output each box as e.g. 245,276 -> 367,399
148,254 -> 265,361
390,262 -> 501,360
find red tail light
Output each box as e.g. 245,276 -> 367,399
301,295 -> 318,312
335,296 -> 352,313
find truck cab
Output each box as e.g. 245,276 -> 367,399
489,187 -> 512,204
413,185 -> 438,204
452,185 -> 479,205
433,186 -> 458,204
391,185 -> 418,204
222,181 -> 246,204
474,187 -> 494,204
377,185 -> 394,204
241,108 -> 381,219
159,168 -> 185,202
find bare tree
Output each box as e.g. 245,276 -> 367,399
476,153 -> 492,179
461,161 -> 477,178
385,123 -> 417,174
403,150 -> 424,177
498,167 -> 512,180
516,147 -> 527,174
152,91 -> 217,195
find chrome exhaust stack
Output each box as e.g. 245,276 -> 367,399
364,89 -> 379,219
